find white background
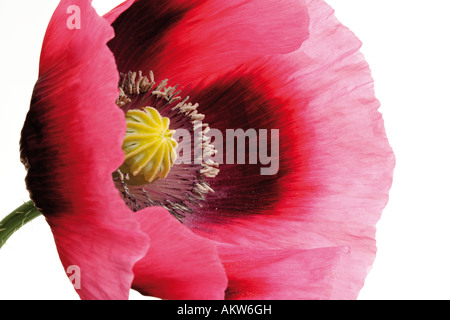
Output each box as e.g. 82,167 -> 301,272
0,0 -> 449,300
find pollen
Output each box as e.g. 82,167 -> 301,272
120,107 -> 178,185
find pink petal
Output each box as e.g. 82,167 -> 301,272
102,0 -> 134,23
180,69 -> 312,226
107,0 -> 309,86
132,207 -> 228,300
220,245 -> 348,300
180,0 -> 394,299
20,0 -> 148,299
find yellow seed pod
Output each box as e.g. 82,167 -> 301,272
120,107 -> 178,185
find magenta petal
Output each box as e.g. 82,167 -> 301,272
102,0 -> 134,23
220,245 -> 348,300
20,0 -> 148,299
179,0 -> 394,299
47,213 -> 149,300
132,207 -> 227,300
107,0 -> 309,85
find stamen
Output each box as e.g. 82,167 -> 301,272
114,71 -> 220,220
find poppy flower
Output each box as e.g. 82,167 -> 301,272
13,0 -> 394,300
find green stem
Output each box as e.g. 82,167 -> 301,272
0,201 -> 42,249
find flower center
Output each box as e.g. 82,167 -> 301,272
113,71 -> 219,220
120,107 -> 178,185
